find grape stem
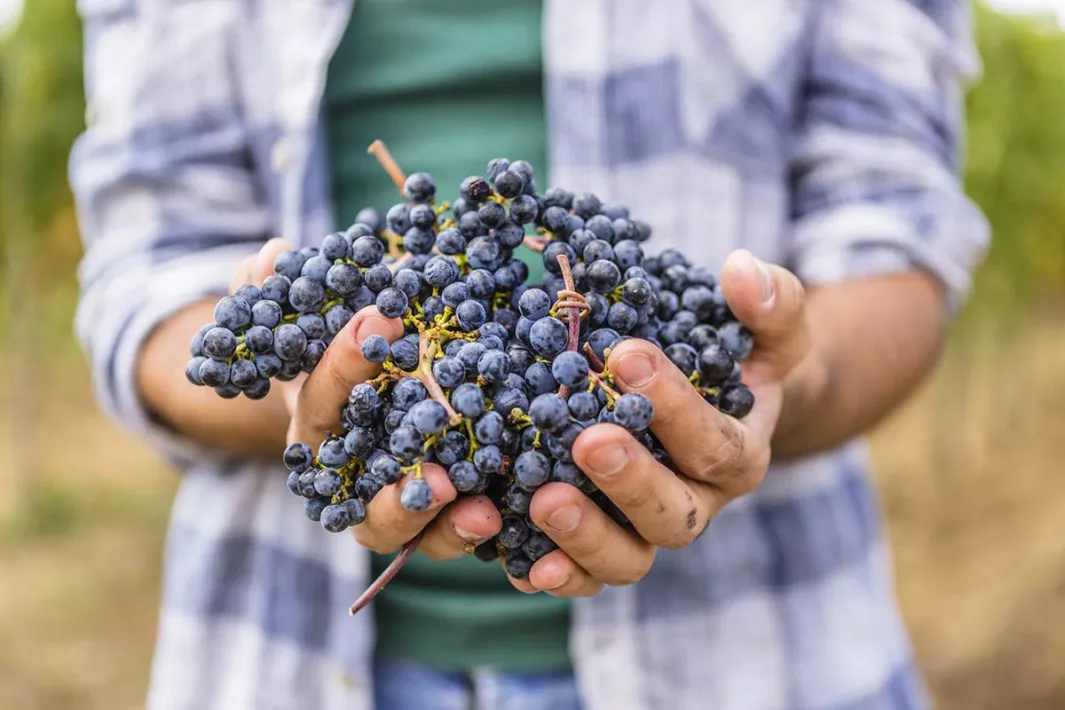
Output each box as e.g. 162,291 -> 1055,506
554,254 -> 584,399
583,342 -> 606,373
589,370 -> 622,401
415,330 -> 462,425
367,140 -> 408,197
349,531 -> 425,616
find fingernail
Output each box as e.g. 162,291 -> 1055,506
613,352 -> 655,388
545,505 -> 582,533
354,316 -> 393,347
585,444 -> 630,478
752,255 -> 775,308
453,526 -> 488,544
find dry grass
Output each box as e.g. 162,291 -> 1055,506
0,316 -> 1063,709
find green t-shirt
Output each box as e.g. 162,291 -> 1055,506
323,0 -> 569,672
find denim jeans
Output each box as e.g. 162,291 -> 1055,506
373,658 -> 584,710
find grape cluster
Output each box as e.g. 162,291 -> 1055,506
187,151 -> 755,593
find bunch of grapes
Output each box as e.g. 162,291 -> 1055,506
186,142 -> 755,612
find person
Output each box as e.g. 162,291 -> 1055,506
69,1 -> 989,709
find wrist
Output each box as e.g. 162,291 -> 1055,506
769,345 -> 832,458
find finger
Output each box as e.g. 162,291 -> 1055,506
720,249 -> 808,378
418,495 -> 503,561
506,574 -> 539,594
528,483 -> 656,586
609,338 -> 767,487
352,464 -> 455,554
288,306 -> 404,445
571,423 -> 718,547
228,254 -> 258,293
252,238 -> 295,285
528,550 -> 604,597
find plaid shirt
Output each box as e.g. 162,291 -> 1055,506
70,1 -> 989,709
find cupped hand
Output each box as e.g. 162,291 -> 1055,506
229,240 -> 502,559
511,249 -> 810,596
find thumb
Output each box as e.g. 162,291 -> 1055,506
720,249 -> 808,378
287,306 -> 405,447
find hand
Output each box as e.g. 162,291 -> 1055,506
230,240 -> 503,559
510,249 -> 810,596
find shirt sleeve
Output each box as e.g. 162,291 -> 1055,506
70,2 -> 272,462
788,0 -> 990,312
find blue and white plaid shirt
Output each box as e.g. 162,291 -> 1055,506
70,1 -> 989,709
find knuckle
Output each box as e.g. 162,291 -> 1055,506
606,555 -> 653,586
351,528 -> 399,555
609,476 -> 657,512
659,524 -> 699,550
692,418 -> 748,481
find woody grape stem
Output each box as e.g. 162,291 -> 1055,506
349,530 -> 426,616
367,140 -> 409,197
553,254 -> 586,399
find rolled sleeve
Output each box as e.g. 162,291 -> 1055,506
70,2 -> 272,462
789,0 -> 990,312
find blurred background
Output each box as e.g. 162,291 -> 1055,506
1,1 -> 1063,708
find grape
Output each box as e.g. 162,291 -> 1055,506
719,383 -> 755,419
364,263 -> 393,292
514,451 -> 550,492
432,357 -> 466,389
567,391 -> 598,421
361,334 -> 391,363
448,461 -> 485,493
304,497 -> 329,522
614,393 -> 654,432
344,427 -> 376,459
203,327 -> 236,360
289,277 -> 325,313
347,235 -> 381,266
301,255 -> 332,283
185,357 -> 207,385
199,358 -> 230,387
499,516 -> 529,549
375,288 -> 409,318
477,350 -> 510,384
718,321 -> 754,361
410,400 -> 448,435
318,504 -> 349,534
404,172 -> 436,203
473,445 -> 504,474
184,156 -> 760,613
455,300 -> 487,331
522,532 -> 557,562
400,478 -> 433,512
529,317 -> 568,357
504,552 -> 533,580
551,461 -> 587,488
296,312 -> 327,340
283,442 -> 313,473
390,338 -> 419,371
697,342 -> 735,382
551,351 -> 588,388
314,468 -> 343,497
230,359 -> 258,388
530,393 -> 569,434
473,411 -> 504,445
349,383 -> 379,413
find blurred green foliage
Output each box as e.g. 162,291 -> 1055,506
964,3 -> 1065,318
0,2 -> 1063,331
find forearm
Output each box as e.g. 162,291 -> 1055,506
135,300 -> 291,458
771,272 -> 947,459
